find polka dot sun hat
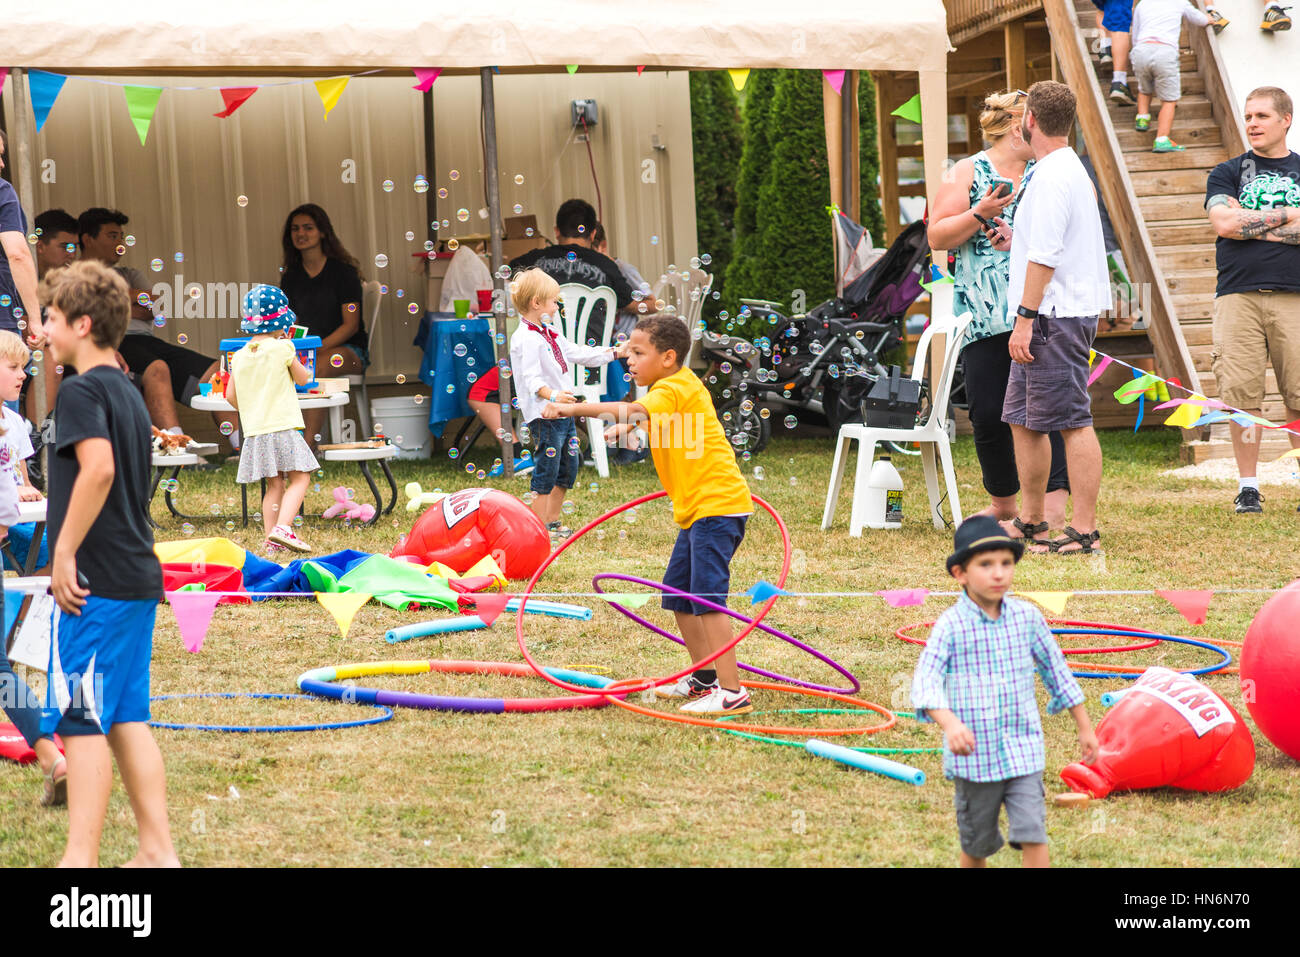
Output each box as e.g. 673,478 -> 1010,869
241,284 -> 297,334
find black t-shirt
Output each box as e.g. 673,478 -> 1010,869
1205,150 -> 1300,296
49,365 -> 162,600
0,179 -> 29,335
279,258 -> 367,351
508,243 -> 636,344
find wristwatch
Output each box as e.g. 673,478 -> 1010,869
1016,305 -> 1039,320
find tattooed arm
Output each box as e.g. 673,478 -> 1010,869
1207,193 -> 1300,242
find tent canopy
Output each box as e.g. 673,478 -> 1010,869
0,0 -> 950,74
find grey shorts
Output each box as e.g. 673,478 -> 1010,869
954,773 -> 1048,859
1131,43 -> 1181,102
1002,314 -> 1097,432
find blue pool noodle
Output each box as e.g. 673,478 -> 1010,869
1101,688 -> 1132,708
506,598 -> 592,620
385,617 -> 488,644
805,738 -> 926,785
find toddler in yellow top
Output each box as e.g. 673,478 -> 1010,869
226,284 -> 320,555
543,314 -> 754,715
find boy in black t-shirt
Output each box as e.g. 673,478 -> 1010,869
39,260 -> 177,868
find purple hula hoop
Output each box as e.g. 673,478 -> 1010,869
591,573 -> 860,695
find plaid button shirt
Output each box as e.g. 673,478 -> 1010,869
910,592 -> 1085,782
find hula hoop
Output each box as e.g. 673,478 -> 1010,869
718,709 -> 943,755
895,620 -> 1160,655
149,692 -> 394,733
517,491 -> 897,736
296,660 -> 621,713
593,572 -> 859,694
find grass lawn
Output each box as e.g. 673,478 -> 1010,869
4,427 -> 1298,867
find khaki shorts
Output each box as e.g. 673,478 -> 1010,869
1211,291 -> 1300,410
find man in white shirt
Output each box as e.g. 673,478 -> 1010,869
986,81 -> 1110,556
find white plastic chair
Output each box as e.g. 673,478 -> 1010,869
821,310 -> 975,534
329,280 -> 385,442
650,266 -> 713,368
557,283 -> 617,479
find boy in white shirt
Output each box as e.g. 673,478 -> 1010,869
508,268 -> 621,537
1131,0 -> 1217,152
0,330 -> 48,572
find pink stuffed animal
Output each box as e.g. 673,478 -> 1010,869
322,486 -> 376,523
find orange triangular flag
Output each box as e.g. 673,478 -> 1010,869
316,591 -> 372,638
473,592 -> 512,627
315,77 -> 350,120
214,87 -> 257,118
1155,589 -> 1214,626
1018,591 -> 1073,616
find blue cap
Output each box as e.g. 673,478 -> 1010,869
241,284 -> 297,334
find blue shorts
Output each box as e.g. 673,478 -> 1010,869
529,416 -> 579,495
42,596 -> 157,737
1090,0 -> 1133,33
662,515 -> 748,616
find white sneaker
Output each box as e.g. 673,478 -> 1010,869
655,675 -> 718,700
268,524 -> 311,553
679,686 -> 753,716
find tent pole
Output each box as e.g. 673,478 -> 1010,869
8,70 -> 47,438
480,67 -> 514,479
840,70 -> 853,219
423,89 -> 437,245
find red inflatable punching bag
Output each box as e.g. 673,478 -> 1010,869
390,488 -> 550,581
1061,667 -> 1254,798
1240,580 -> 1300,761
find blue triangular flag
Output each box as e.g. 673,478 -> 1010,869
1191,410 -> 1231,427
745,580 -> 791,605
29,70 -> 68,133
1133,369 -> 1146,433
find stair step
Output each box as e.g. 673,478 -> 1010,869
1100,73 -> 1206,99
1101,95 -> 1214,121
1118,125 -> 1222,151
1150,220 -> 1215,245
1157,243 -> 1217,271
1181,320 -> 1213,346
1131,169 -> 1211,197
1139,193 -> 1214,222
1171,292 -> 1215,320
1126,146 -> 1228,171
1165,269 -> 1218,295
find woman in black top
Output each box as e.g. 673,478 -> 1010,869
279,203 -> 367,445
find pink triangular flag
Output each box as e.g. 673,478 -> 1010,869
823,70 -> 846,96
0,69 -> 9,98
167,591 -> 222,653
875,588 -> 929,608
636,65 -> 646,76
1156,589 -> 1214,626
473,592 -> 512,627
1086,354 -> 1114,386
412,68 -> 442,92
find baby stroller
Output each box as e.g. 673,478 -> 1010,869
702,219 -> 931,454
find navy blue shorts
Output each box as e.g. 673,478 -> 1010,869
529,416 -> 579,495
1090,0 -> 1133,32
662,515 -> 748,616
42,596 -> 157,736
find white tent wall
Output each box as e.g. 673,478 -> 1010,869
1,70 -> 697,382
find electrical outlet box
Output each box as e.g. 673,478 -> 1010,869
571,99 -> 598,128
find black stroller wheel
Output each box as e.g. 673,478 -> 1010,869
716,398 -> 771,456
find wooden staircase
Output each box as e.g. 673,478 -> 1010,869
1048,0 -> 1289,462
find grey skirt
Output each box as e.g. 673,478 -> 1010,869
237,429 -> 320,483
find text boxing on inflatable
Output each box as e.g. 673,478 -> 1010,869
1060,667 -> 1255,798
516,491 -> 897,738
1240,580 -> 1300,761
391,487 -> 551,581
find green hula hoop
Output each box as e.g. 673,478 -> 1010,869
717,708 -> 943,755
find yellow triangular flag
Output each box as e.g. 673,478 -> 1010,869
316,591 -> 372,638
424,561 -> 461,580
1018,592 -> 1073,616
1273,448 -> 1300,462
1163,393 -> 1208,429
464,554 -> 507,590
315,76 -> 350,120
727,69 -> 750,91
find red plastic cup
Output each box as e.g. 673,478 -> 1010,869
476,289 -> 494,314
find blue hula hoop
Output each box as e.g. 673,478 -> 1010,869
149,692 -> 394,732
1051,628 -> 1232,679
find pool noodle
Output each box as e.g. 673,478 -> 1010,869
805,738 -> 926,785
1101,688 -> 1132,708
385,617 -> 488,643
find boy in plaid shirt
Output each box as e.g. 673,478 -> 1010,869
911,515 -> 1098,867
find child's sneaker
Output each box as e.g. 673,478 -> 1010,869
1262,4 -> 1292,31
268,524 -> 311,552
1109,80 -> 1136,106
679,686 -> 753,716
1134,114 -> 1150,131
547,521 -> 572,541
655,675 -> 718,700
1093,38 -> 1113,66
1206,7 -> 1230,33
1152,136 -> 1185,152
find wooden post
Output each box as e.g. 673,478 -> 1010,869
8,70 -> 47,438
872,72 -> 900,244
480,68 -> 514,477
966,96 -> 983,154
1005,19 -> 1027,92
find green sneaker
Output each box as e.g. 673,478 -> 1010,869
1152,136 -> 1185,152
1135,114 -> 1151,132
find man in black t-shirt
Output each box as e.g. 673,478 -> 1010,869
1205,86 -> 1300,514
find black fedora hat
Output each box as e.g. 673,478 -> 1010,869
946,515 -> 1025,573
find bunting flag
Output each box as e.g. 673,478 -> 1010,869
316,591 -> 372,638
214,87 -> 257,118
0,69 -> 8,98
1132,370 -> 1148,432
890,93 -> 922,124
1163,393 -> 1209,429
1114,372 -> 1159,404
124,86 -> 164,146
314,76 -> 350,120
745,580 -> 790,604
920,273 -> 955,294
472,592 -> 512,627
464,554 -> 507,590
566,64 -> 579,75
1274,448 -> 1300,462
1086,354 -> 1113,386
1191,410 -> 1232,427
599,592 -> 654,609
823,69 -> 846,96
1018,591 -> 1073,615
29,70 -> 67,132
167,590 -> 222,653
1156,589 -> 1214,626
875,588 -> 930,607
412,68 -> 442,91
636,65 -> 646,76
727,68 -> 750,91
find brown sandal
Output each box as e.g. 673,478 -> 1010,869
41,755 -> 67,808
1011,518 -> 1054,554
1046,526 -> 1102,555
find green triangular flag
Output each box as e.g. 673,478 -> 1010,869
566,64 -> 579,74
1114,373 -> 1159,405
890,93 -> 922,124
600,592 -> 653,609
124,86 -> 163,146
920,274 -> 955,294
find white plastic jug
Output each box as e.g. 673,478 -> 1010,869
864,454 -> 903,529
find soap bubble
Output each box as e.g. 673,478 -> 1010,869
562,501 -> 575,515
174,252 -> 184,263
151,259 -> 163,271
447,239 -> 460,251
405,231 -> 415,242
115,245 -> 126,256
589,482 -> 599,493
784,414 -> 798,429
513,174 -> 525,185
437,187 -> 449,199
513,204 -> 523,215
293,516 -> 303,527
137,293 -> 151,306
188,285 -> 202,300
396,289 -> 404,298
374,254 -> 389,268
225,521 -> 235,531
395,373 -> 406,384
650,235 -> 659,245
700,253 -> 712,266
414,394 -> 425,405
445,383 -> 456,393
209,503 -> 221,515
331,355 -> 344,368
545,446 -> 557,458
753,466 -> 765,481
219,422 -> 234,435
182,523 -> 195,536
525,227 -> 534,237
382,179 -> 394,192
789,476 -> 799,486
449,169 -> 460,180
448,447 -> 460,459
237,195 -> 249,207
456,208 -> 469,222
414,176 -> 429,194
454,343 -> 467,357
408,303 -> 420,314
464,462 -> 475,474
759,408 -> 771,420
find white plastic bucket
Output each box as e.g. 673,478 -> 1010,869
371,395 -> 433,460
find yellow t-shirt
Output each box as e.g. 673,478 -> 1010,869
638,367 -> 752,528
229,338 -> 305,438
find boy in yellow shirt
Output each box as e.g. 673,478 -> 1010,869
543,314 -> 754,714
